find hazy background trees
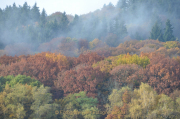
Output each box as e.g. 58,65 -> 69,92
0,0 -> 180,56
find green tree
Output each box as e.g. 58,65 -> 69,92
71,14 -> 79,26
61,91 -> 100,119
109,19 -> 115,34
19,2 -> 31,25
0,83 -> 58,119
69,14 -> 81,38
39,8 -> 47,28
0,84 -> 33,119
30,85 -> 59,119
45,19 -> 59,39
118,20 -> 128,39
30,3 -> 40,22
0,75 -> 41,92
150,21 -> 164,41
163,19 -> 175,41
11,3 -> 20,27
109,18 -> 128,40
60,11 -> 69,32
38,8 -> 48,42
101,17 -> 108,37
7,75 -> 41,87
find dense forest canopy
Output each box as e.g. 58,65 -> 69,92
0,0 -> 180,119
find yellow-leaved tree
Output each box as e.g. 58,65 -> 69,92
129,82 -> 158,119
45,52 -> 67,62
92,53 -> 150,73
129,82 -> 180,119
105,87 -> 132,119
89,38 -> 100,50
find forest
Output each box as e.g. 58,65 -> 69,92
0,0 -> 180,119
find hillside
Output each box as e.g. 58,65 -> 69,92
0,0 -> 180,118
0,39 -> 180,118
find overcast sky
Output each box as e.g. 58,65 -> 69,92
0,0 -> 119,16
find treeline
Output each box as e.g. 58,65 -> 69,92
0,39 -> 180,118
116,0 -> 180,18
0,0 -> 180,118
0,2 -> 71,47
1,0 -> 180,51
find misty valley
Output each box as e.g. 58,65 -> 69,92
0,0 -> 180,119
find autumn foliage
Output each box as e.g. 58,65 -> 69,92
0,39 -> 180,118
128,53 -> 180,95
54,65 -> 105,98
93,53 -> 150,73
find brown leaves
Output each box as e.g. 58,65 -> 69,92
78,39 -> 89,50
73,52 -> 104,66
57,37 -> 78,57
0,51 -> 105,99
0,54 -> 22,65
0,52 -> 69,87
110,64 -> 142,89
55,65 -> 105,98
128,54 -> 180,95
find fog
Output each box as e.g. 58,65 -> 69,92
0,0 -> 180,56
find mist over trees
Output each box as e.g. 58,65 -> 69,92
0,1 -> 180,118
0,0 -> 180,56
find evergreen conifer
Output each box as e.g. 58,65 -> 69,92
163,19 -> 175,41
150,21 -> 164,41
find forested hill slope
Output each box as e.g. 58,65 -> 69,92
0,0 -> 180,56
0,1 -> 180,118
0,39 -> 180,118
